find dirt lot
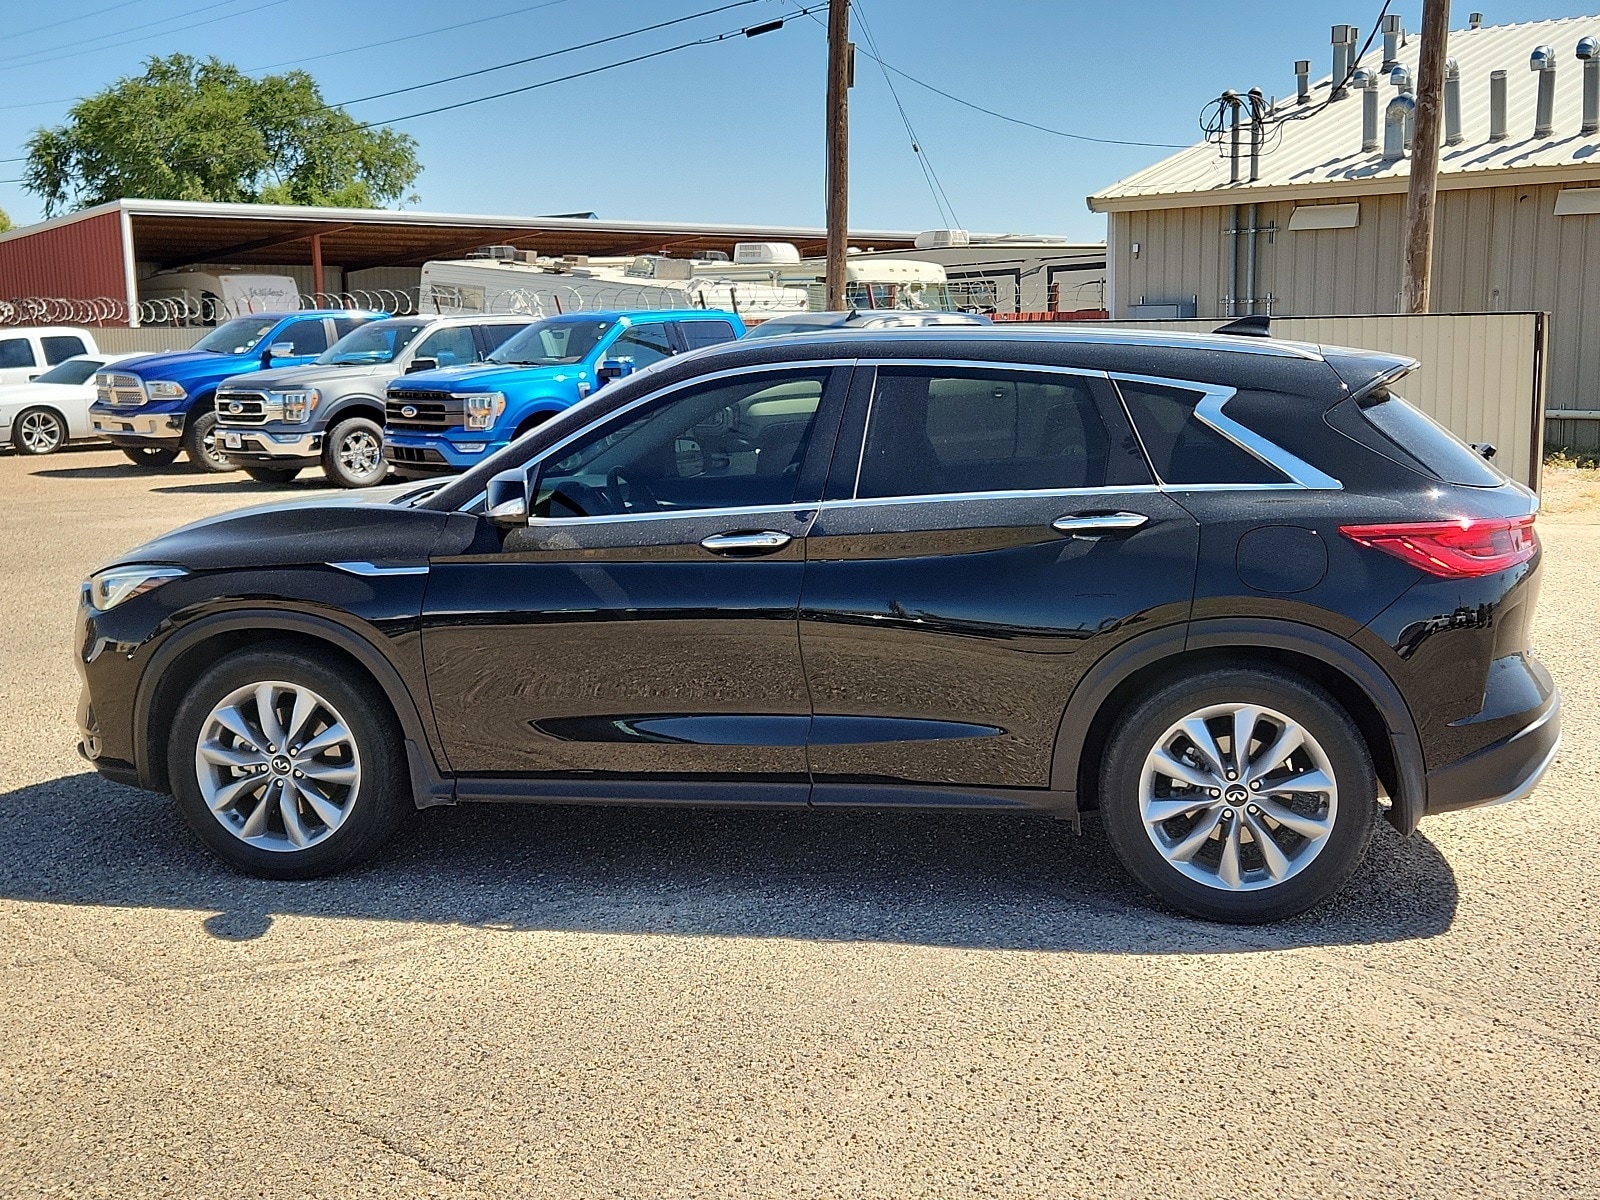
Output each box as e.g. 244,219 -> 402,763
2,448 -> 1597,1199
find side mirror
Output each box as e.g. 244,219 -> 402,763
262,341 -> 296,366
1471,441 -> 1498,461
596,357 -> 635,387
485,468 -> 529,528
406,356 -> 439,375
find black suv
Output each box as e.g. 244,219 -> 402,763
75,329 -> 1558,922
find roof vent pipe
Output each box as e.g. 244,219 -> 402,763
1531,45 -> 1557,138
1382,14 -> 1404,71
1355,68 -> 1380,151
1578,37 -> 1600,136
1444,57 -> 1463,144
1470,13 -> 1484,29
1296,59 -> 1311,104
1490,69 -> 1508,140
1223,89 -> 1243,183
1391,65 -> 1416,149
1332,25 -> 1357,99
1384,93 -> 1416,161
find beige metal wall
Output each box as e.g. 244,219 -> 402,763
1103,313 -> 1546,489
94,327 -> 204,354
1107,182 -> 1600,445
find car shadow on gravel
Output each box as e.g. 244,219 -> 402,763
148,479 -> 338,495
0,772 -> 1459,952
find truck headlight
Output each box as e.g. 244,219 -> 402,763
145,381 -> 186,400
87,564 -> 188,611
458,391 -> 505,431
276,388 -> 320,423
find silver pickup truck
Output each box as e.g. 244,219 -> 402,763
214,313 -> 534,487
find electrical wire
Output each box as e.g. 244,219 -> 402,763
849,0 -> 960,229
0,0 -> 286,72
4,0 -> 148,44
245,0 -> 579,72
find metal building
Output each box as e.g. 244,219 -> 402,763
1088,14 -> 1600,444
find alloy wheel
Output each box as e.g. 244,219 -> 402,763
16,410 -> 64,454
193,680 -> 362,852
1138,702 -> 1338,892
338,428 -> 382,477
200,424 -> 230,470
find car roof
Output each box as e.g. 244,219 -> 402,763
531,309 -> 739,324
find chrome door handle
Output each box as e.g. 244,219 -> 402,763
1051,511 -> 1150,538
699,530 -> 793,554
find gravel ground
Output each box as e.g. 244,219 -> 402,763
2,447 -> 1597,1199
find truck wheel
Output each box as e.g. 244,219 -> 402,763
322,416 -> 388,488
122,446 -> 180,469
183,410 -> 235,473
244,466 -> 301,485
12,407 -> 68,455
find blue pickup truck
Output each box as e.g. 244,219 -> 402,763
384,309 -> 744,476
91,310 -> 380,470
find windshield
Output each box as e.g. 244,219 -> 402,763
192,317 -> 279,355
845,281 -> 955,311
34,357 -> 104,384
490,318 -> 612,366
320,320 -> 428,365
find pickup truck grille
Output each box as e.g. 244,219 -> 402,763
96,373 -> 145,407
386,390 -> 461,431
215,390 -> 274,426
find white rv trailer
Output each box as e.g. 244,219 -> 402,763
139,268 -> 303,324
417,244 -> 958,321
852,230 -> 1108,315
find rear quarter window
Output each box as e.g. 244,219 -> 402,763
1347,391 -> 1506,488
1116,380 -> 1287,485
42,335 -> 88,364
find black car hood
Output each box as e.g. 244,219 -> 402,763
101,484 -> 483,573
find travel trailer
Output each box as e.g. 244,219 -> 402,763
139,268 -> 303,325
417,243 -> 961,320
853,230 -> 1108,315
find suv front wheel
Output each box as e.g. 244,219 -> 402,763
1099,667 -> 1376,924
168,647 -> 411,878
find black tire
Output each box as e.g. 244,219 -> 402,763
183,409 -> 235,473
122,445 -> 180,469
168,647 -> 411,879
1098,666 -> 1376,924
12,407 -> 68,455
321,416 -> 388,488
243,466 -> 301,484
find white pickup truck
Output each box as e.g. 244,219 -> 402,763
0,326 -> 100,387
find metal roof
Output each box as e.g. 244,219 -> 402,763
0,198 -> 928,269
1090,14 -> 1600,212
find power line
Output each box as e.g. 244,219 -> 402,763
0,0 -> 285,72
4,0 -> 147,44
330,0 -> 770,112
244,0 -> 580,73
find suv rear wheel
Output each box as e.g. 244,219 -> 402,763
168,647 -> 411,878
122,446 -> 180,469
1099,667 -> 1376,923
183,409 -> 234,473
322,416 -> 387,488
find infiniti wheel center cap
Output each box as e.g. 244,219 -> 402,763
271,756 -> 292,776
1225,785 -> 1249,806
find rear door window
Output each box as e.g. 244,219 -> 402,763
0,338 -> 36,368
1116,380 -> 1287,485
41,335 -> 87,364
856,367 -> 1117,498
677,319 -> 738,351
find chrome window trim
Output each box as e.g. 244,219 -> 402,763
822,484 -> 1164,510
327,561 -> 430,577
523,501 -> 818,529
1111,371 -> 1343,492
460,358 -> 854,515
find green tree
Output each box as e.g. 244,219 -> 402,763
0,209 -> 10,233
25,55 -> 420,215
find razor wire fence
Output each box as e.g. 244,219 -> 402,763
0,289 -> 424,328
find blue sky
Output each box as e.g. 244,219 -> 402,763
0,1 -> 1595,239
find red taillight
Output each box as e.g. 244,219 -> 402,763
1338,515 -> 1538,578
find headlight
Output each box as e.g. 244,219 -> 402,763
458,391 -> 506,431
146,381 -> 186,400
87,564 -> 188,611
275,388 -> 321,423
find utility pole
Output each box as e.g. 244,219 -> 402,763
1402,0 -> 1451,313
824,0 -> 850,310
